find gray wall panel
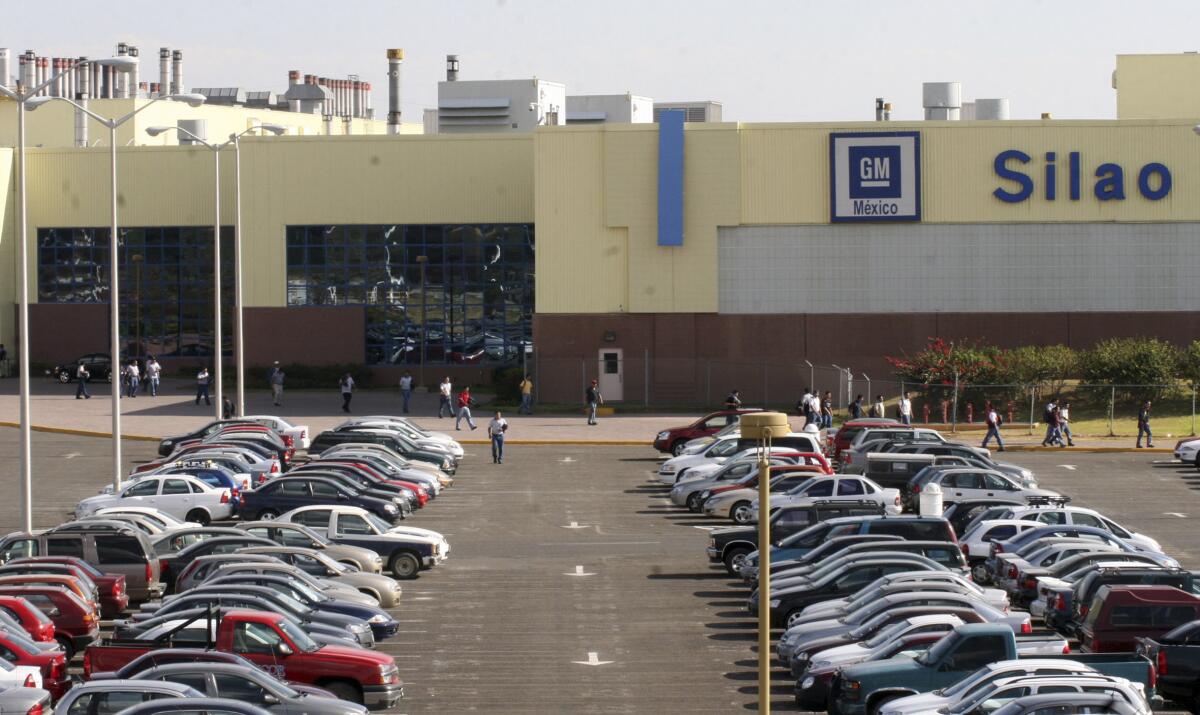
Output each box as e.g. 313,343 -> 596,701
718,223 -> 1200,314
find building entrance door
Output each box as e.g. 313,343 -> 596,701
598,348 -> 623,402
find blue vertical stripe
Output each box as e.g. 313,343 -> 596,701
657,110 -> 685,246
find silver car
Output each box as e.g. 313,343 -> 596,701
134,662 -> 370,714
236,521 -> 384,574
240,545 -> 403,609
54,680 -> 202,715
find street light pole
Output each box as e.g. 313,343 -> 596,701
232,136 -> 246,415
212,148 -> 222,419
32,91 -> 207,491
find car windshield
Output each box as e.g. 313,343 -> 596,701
284,579 -> 328,603
276,617 -> 320,653
914,629 -> 960,666
862,620 -> 908,647
363,512 -> 393,534
289,525 -> 330,546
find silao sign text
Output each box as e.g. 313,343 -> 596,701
992,150 -> 1172,203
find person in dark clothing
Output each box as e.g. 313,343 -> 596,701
849,394 -> 864,420
724,389 -> 741,423
1137,400 -> 1154,448
195,367 -> 211,406
340,373 -> 355,414
586,380 -> 603,425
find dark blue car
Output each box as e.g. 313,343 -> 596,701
238,476 -> 403,523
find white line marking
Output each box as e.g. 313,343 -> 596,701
1058,464 -> 1077,470
63,452 -> 82,459
573,651 -> 614,666
564,565 -> 596,577
539,541 -> 660,546
560,456 -> 575,463
562,521 -> 588,529
1165,512 -> 1188,518
692,525 -> 720,531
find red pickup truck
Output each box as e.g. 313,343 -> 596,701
83,609 -> 402,709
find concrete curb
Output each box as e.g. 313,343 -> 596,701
457,439 -> 650,446
999,445 -> 1172,454
0,421 -> 161,442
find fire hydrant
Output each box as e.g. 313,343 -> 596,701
940,400 -> 950,424
1007,401 -> 1016,424
922,402 -> 930,424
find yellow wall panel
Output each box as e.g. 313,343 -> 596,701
1116,54 -> 1200,120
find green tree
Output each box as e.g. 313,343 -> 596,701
1080,337 -> 1179,399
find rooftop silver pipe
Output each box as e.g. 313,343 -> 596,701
75,57 -> 90,148
159,48 -> 170,97
446,54 -> 458,81
387,49 -> 403,133
0,48 -> 9,91
127,46 -> 139,98
171,49 -> 183,94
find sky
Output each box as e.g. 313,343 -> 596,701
5,0 -> 1200,122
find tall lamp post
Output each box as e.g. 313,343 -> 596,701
30,91 -> 207,491
739,411 -> 789,715
146,123 -> 286,418
1,55 -> 138,530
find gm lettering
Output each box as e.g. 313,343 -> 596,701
993,150 -> 1171,203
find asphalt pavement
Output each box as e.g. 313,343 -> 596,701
0,433 -> 1197,712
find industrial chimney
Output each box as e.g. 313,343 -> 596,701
387,48 -> 403,134
446,54 -> 459,81
75,56 -> 90,147
127,45 -> 139,98
0,48 -> 9,92
159,48 -> 170,97
116,43 -> 128,98
171,49 -> 183,95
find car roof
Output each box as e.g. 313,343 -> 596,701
1095,584 -> 1200,604
72,679 -> 200,695
142,662 -> 266,678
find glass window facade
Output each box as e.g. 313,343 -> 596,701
37,226 -> 233,358
286,224 -> 534,365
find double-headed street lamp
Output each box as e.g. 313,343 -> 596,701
27,90 -> 206,493
0,55 -> 138,530
146,123 -> 287,418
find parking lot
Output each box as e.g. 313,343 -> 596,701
2,429 -> 1200,712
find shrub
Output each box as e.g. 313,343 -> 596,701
1180,341 -> 1200,389
885,338 -> 1008,386
491,366 -> 524,404
1005,344 -> 1078,392
1080,337 -> 1179,399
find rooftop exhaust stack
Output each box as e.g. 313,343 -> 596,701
75,56 -> 89,148
170,49 -> 183,95
159,48 -> 170,97
116,43 -> 127,97
875,97 -> 885,121
446,54 -> 459,81
387,48 -> 403,134
975,98 -> 1010,120
922,81 -> 961,120
127,46 -> 139,98
0,48 -> 9,91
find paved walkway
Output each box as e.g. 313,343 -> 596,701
0,378 -> 1176,452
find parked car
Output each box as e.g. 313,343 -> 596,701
238,477 -> 403,524
0,525 -> 163,603
75,475 -> 235,526
1042,567 -> 1198,637
0,585 -> 98,659
1079,585 -> 1200,653
986,692 -> 1150,715
762,475 -> 902,516
840,428 -> 945,474
108,697 -> 273,715
52,680 -> 204,715
701,471 -> 823,522
242,415 -> 313,451
880,441 -> 1035,485
985,504 -> 1162,553
237,546 -> 400,608
1135,620 -> 1200,712
652,409 -> 766,455
828,418 -> 903,464
277,506 -> 449,580
46,353 -> 112,384
904,469 -> 1060,512
0,595 -> 56,643
159,536 -> 278,591
794,632 -> 941,711
0,560 -> 125,617
878,659 -> 1114,715
706,503 -> 890,575
669,458 -> 806,507
133,661 -> 369,714
234,521 -> 384,574
201,561 -> 379,608
0,628 -> 69,700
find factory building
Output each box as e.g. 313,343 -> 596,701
1,51 -> 1198,403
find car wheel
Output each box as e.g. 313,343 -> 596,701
185,509 -> 210,526
686,492 -> 704,512
257,508 -> 279,521
785,610 -> 805,628
55,635 -> 74,661
723,547 -> 751,576
870,694 -> 903,715
1194,454 -> 1200,471
320,680 -> 363,704
390,552 -> 421,580
671,440 -> 687,457
971,562 -> 991,584
731,502 -> 754,525
57,373 -> 70,384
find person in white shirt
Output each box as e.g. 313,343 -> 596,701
488,411 -> 509,464
438,377 -> 453,419
798,388 -> 814,423
126,360 -> 141,398
340,373 -> 355,414
145,357 -> 161,397
899,391 -> 913,425
399,372 -> 414,414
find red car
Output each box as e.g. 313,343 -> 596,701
829,418 -> 902,463
296,461 -> 430,507
1079,585 -> 1200,653
0,586 -> 99,659
0,630 -> 69,701
8,557 -> 128,618
0,597 -> 55,643
652,409 -> 765,456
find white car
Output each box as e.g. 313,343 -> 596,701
277,505 -> 450,575
960,519 -> 1045,561
658,435 -> 819,484
91,506 -> 190,532
701,472 -> 823,523
244,415 -> 312,451
75,475 -> 234,525
886,674 -> 1147,715
0,656 -> 42,691
1175,437 -> 1200,467
798,572 -> 1010,621
880,659 -> 1102,715
343,416 -> 465,459
762,475 -> 902,515
986,505 -> 1162,553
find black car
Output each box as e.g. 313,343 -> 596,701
288,465 -> 417,515
159,535 -> 277,591
201,573 -> 398,640
309,430 -> 454,474
116,602 -> 366,649
47,352 -> 113,383
158,420 -> 274,457
706,500 -> 887,575
88,646 -> 260,680
238,476 -> 404,523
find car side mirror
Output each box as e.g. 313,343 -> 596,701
275,642 -> 293,656
262,693 -> 279,704
336,493 -> 348,501
47,607 -> 60,618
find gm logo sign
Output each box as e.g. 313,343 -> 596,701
830,131 -> 921,222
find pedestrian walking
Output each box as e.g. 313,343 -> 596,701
223,396 -> 236,419
1040,398 -> 1061,446
456,386 -> 477,430
982,401 -> 1005,451
0,343 -> 7,378
518,375 -> 534,415
268,362 -> 285,406
724,389 -> 742,423
340,373 -> 355,414
195,367 -> 211,406
399,371 -> 414,414
798,387 -> 814,424
585,379 -> 603,425
145,356 -> 161,397
438,377 -> 453,419
870,395 -> 885,418
488,411 -> 509,463
119,362 -> 129,398
849,394 -> 864,420
126,360 -> 140,398
75,362 -> 91,399
898,391 -> 913,425
1059,401 -> 1076,447
821,391 -> 834,429
1137,400 -> 1154,448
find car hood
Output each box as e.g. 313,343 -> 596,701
841,655 -> 922,681
807,640 -> 874,668
384,525 -> 447,542
879,691 -> 951,715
